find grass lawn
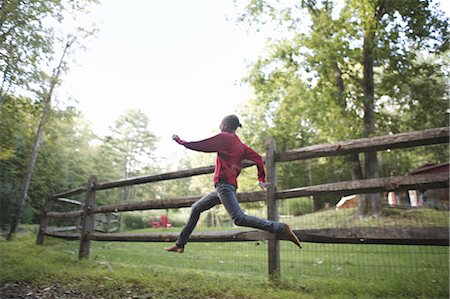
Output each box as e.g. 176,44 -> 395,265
1,227 -> 448,299
288,207 -> 449,229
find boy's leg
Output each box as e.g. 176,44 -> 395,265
166,191 -> 220,252
216,183 -> 284,233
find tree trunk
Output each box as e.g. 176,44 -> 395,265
333,61 -> 365,208
333,61 -> 364,177
348,153 -> 364,180
7,40 -> 73,240
359,28 -> 381,217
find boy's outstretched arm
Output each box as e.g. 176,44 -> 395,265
171,133 -> 226,153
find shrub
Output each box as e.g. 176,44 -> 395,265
279,197 -> 314,216
122,213 -> 146,230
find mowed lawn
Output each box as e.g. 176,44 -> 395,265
1,228 -> 448,299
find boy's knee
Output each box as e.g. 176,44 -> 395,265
191,203 -> 203,215
232,214 -> 246,226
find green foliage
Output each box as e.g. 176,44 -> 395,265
238,0 -> 449,141
122,213 -> 146,230
0,0 -> 98,97
378,145 -> 448,178
279,197 -> 314,216
101,109 -> 158,202
1,96 -> 88,225
0,95 -> 38,227
104,109 -> 158,176
237,0 -> 449,203
0,93 -> 165,227
0,0 -> 99,231
377,55 -> 449,133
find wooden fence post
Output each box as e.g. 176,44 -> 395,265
266,137 -> 280,279
79,176 -> 97,259
36,195 -> 54,245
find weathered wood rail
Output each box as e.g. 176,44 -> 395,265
44,227 -> 449,246
277,127 -> 449,162
37,127 -> 449,278
45,172 -> 448,219
48,127 -> 449,200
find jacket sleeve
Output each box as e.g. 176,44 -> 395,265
244,146 -> 266,182
180,134 -> 228,153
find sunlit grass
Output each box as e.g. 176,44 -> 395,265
1,216 -> 448,298
289,207 -> 449,229
5,191 -> 447,298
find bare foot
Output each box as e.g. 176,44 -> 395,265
164,244 -> 184,253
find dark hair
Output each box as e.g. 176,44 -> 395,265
220,115 -> 242,132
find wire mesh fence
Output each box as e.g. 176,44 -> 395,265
39,127 -> 449,291
81,199 -> 446,283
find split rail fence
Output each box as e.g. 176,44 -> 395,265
36,127 -> 449,278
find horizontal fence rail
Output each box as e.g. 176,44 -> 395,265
51,163 -> 256,199
44,227 -> 449,246
49,127 -> 448,199
45,173 -> 448,219
276,173 -> 448,199
46,192 -> 265,218
277,127 -> 449,162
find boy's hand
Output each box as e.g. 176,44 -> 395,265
259,181 -> 270,191
172,134 -> 184,144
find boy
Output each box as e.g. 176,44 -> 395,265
165,115 -> 301,253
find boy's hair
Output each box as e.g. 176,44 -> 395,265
220,115 -> 242,132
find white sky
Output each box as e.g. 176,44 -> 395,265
60,0 -> 268,162
59,0 -> 450,163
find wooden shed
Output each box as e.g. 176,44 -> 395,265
388,162 -> 449,208
336,194 -> 358,209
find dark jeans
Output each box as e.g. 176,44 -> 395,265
176,182 -> 284,248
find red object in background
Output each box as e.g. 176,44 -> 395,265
150,217 -> 160,228
150,215 -> 172,228
160,215 -> 172,228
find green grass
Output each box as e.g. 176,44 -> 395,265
289,207 -> 449,229
1,229 -> 448,298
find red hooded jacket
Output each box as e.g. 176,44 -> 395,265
175,132 -> 265,188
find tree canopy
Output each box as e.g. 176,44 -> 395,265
237,0 -> 449,215
0,0 -> 98,99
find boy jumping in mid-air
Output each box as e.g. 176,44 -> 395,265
165,115 -> 302,253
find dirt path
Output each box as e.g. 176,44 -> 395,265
0,282 -> 91,298
0,282 -> 156,299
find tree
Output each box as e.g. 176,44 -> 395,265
0,95 -> 101,229
103,109 -> 158,201
0,95 -> 39,229
1,0 -> 99,238
6,38 -> 75,239
237,0 -> 448,216
0,0 -> 98,100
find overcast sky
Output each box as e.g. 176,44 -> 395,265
59,0 -> 450,163
60,0 -> 269,162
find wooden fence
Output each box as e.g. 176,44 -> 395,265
36,127 -> 449,278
